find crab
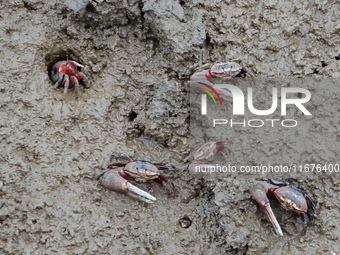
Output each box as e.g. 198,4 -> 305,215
250,178 -> 317,236
193,140 -> 226,164
98,157 -> 176,203
189,62 -> 255,104
201,62 -> 251,80
188,141 -> 226,175
50,60 -> 88,94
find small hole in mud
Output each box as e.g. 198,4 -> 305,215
313,68 -> 319,74
163,139 -> 169,148
185,116 -> 190,125
147,37 -> 159,51
335,55 -> 340,60
84,24 -> 91,30
138,0 -> 144,13
59,7 -> 70,19
128,111 -> 138,121
179,0 -> 186,6
23,1 -> 39,11
321,61 -> 328,67
205,33 -> 211,46
135,125 -> 145,136
32,219 -> 37,224
86,3 -> 96,13
179,216 -> 192,229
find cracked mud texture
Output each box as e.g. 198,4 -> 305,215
0,0 -> 339,254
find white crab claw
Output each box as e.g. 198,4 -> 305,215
98,169 -> 156,203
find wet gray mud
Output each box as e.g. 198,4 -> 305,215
0,1 -> 339,254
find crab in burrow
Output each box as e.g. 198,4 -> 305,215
188,141 -> 226,175
50,60 -> 88,94
97,156 -> 176,203
250,178 -> 317,236
189,62 -> 255,105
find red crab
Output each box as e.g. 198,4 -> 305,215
50,60 -> 87,94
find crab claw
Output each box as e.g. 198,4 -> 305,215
250,183 -> 283,236
98,169 -> 156,203
68,60 -> 84,69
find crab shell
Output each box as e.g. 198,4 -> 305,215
273,184 -> 307,212
265,179 -> 316,218
207,62 -> 243,79
51,60 -> 85,89
123,160 -> 162,182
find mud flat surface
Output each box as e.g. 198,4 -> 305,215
0,1 -> 339,254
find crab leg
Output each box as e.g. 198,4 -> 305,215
53,73 -> 64,88
70,76 -> 79,98
250,183 -> 283,236
69,61 -> 84,68
78,72 -> 89,88
153,176 -> 177,194
98,169 -> 156,203
63,75 -> 70,94
70,76 -> 79,87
